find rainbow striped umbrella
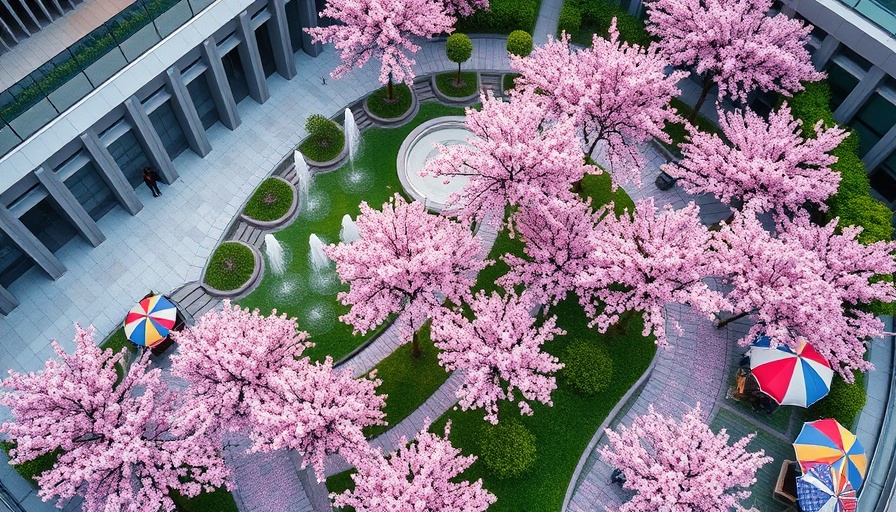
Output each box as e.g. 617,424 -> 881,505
797,463 -> 857,512
124,295 -> 177,347
794,419 -> 867,491
748,335 -> 834,407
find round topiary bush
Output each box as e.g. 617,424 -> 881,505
446,33 -> 473,84
506,30 -> 533,57
478,420 -> 537,480
562,340 -> 613,396
204,242 -> 255,292
243,178 -> 294,222
299,114 -> 345,163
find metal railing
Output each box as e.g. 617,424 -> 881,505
0,0 -> 215,157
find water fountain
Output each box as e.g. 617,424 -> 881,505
344,108 -> 361,164
308,234 -> 331,272
340,214 -> 361,243
294,149 -> 312,207
263,234 -> 287,275
396,116 -> 472,212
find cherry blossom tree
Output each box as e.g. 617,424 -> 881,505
422,90 -> 596,227
305,0 -> 455,100
0,326 -> 228,512
248,356 -> 385,481
430,291 -> 564,424
324,194 -> 488,357
170,300 -> 313,432
331,420 -> 495,511
599,404 -> 771,512
498,196 -> 610,307
578,198 -> 727,346
664,104 -> 847,216
646,0 -> 823,119
712,209 -> 896,376
443,0 -> 488,16
510,23 -> 686,186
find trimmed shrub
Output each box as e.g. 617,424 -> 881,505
558,3 -> 582,37
478,420 -> 537,479
785,81 -> 836,136
455,0 -> 540,34
300,114 -> 345,162
560,0 -> 651,47
243,178 -> 293,222
562,340 -> 613,395
446,33 -> 473,67
832,194 -> 894,244
506,30 -> 534,57
204,242 -> 255,291
805,372 -> 866,429
365,83 -> 413,119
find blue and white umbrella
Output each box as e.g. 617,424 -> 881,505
797,463 -> 857,512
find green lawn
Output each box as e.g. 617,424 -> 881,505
661,98 -> 723,158
237,103 -> 468,362
365,84 -> 414,119
435,72 -> 479,98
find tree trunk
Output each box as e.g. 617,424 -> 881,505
572,179 -> 584,195
387,76 -> 394,102
688,76 -> 713,124
716,311 -> 749,329
456,62 -> 462,87
412,329 -> 422,359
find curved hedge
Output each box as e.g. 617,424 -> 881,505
454,0 -> 540,34
243,178 -> 294,222
204,242 -> 255,291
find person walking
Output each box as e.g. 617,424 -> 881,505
143,167 -> 162,197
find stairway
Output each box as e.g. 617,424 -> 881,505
479,72 -> 505,98
413,78 -> 437,103
169,281 -> 220,321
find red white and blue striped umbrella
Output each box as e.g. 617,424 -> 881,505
748,335 -> 834,408
124,295 -> 177,347
797,463 -> 857,512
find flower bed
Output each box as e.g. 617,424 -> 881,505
203,242 -> 256,292
242,177 -> 295,223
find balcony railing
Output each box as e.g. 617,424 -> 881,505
0,0 -> 214,158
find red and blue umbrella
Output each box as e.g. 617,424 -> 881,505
797,463 -> 857,512
748,335 -> 834,407
124,295 -> 177,347
794,419 -> 867,491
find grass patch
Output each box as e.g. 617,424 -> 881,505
204,242 -> 255,292
100,327 -> 132,353
661,98 -> 722,158
503,73 -> 520,94
299,119 -> 345,163
171,486 -> 238,512
364,324 -> 449,438
243,178 -> 294,222
237,103 -> 467,362
455,0 -> 541,34
435,72 -> 479,98
365,84 -> 413,120
0,441 -> 60,483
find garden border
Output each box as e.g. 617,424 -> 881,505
430,72 -> 482,105
363,87 -> 420,127
302,136 -> 349,170
238,176 -> 299,229
201,241 -> 263,299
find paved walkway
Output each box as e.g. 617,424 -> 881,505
532,0 -> 564,45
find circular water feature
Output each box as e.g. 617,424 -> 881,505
397,116 -> 472,212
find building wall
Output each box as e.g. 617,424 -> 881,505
0,0 -> 320,315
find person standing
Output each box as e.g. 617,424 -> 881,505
143,167 -> 162,197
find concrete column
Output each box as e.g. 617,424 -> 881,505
812,35 -> 840,70
0,202 -> 65,280
200,38 -> 241,131
296,0 -> 321,57
863,123 -> 896,172
237,11 -> 270,104
834,66 -> 886,124
35,165 -> 105,247
164,67 -> 212,157
80,130 -> 143,215
123,97 -> 179,184
0,284 -> 18,316
270,0 -> 297,80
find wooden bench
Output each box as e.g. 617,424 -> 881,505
774,460 -> 800,507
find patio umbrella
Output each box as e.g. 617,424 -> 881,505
797,463 -> 857,512
748,335 -> 834,407
794,419 -> 867,491
124,294 -> 177,347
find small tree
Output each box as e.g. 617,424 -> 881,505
430,291 -> 565,424
331,420 -> 496,511
599,405 -> 771,512
446,33 -> 473,87
506,30 -> 533,57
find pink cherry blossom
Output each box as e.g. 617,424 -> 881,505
430,291 -> 565,424
510,23 -> 686,186
646,0 -> 823,115
578,198 -> 727,346
443,0 -> 488,16
305,0 -> 455,89
331,420 -> 496,511
421,90 -> 596,227
599,404 -> 771,512
0,326 -> 229,512
324,194 -> 488,346
664,103 -> 847,216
